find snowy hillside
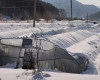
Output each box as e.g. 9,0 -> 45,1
0,20 -> 100,80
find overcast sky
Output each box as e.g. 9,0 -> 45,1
77,0 -> 100,6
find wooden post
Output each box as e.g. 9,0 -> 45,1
87,12 -> 88,23
71,0 -> 72,20
33,0 -> 36,27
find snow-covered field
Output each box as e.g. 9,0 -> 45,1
0,20 -> 100,80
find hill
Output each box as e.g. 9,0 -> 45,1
0,0 -> 59,20
89,11 -> 100,20
42,0 -> 100,18
98,6 -> 100,9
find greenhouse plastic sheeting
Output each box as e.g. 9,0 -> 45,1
0,38 -> 82,73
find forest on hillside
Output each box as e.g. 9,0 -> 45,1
0,0 -> 59,20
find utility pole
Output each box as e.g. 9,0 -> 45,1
87,12 -> 88,23
33,0 -> 36,27
71,0 -> 72,20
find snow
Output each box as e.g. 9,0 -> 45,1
0,20 -> 100,80
0,62 -> 17,68
67,33 -> 100,74
0,69 -> 100,80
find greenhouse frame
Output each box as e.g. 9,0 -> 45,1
0,38 -> 88,73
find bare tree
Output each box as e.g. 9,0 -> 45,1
12,13 -> 17,22
25,10 -> 30,23
59,9 -> 67,19
0,13 -> 3,20
12,13 -> 20,23
36,12 -> 42,23
43,10 -> 54,23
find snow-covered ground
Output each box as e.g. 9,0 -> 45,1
0,20 -> 100,80
0,69 -> 100,80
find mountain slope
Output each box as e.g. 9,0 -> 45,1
42,0 -> 100,18
89,11 -> 100,20
98,6 -> 100,9
0,0 -> 59,20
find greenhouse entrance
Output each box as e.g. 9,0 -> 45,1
22,46 -> 37,69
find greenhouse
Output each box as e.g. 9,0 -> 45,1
0,38 -> 88,73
